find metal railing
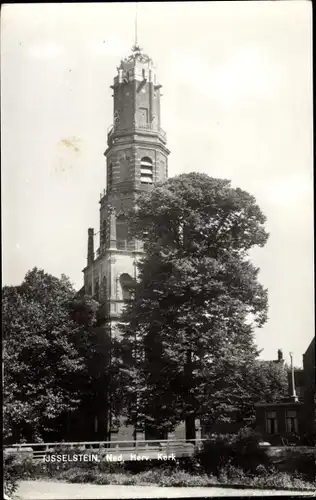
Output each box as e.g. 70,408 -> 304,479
92,241 -> 139,258
116,239 -> 135,251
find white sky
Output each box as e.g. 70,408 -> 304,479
1,2 -> 313,366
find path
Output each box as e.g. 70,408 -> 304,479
15,480 -> 316,499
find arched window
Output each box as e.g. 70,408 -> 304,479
116,215 -> 128,250
140,157 -> 153,184
108,162 -> 113,187
94,278 -> 100,301
101,219 -> 107,246
99,276 -> 107,301
119,273 -> 135,301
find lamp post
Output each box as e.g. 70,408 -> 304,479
289,352 -> 298,403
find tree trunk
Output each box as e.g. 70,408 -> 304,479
185,415 -> 196,441
185,348 -> 196,441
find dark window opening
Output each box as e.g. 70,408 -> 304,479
286,410 -> 298,433
101,219 -> 107,246
266,411 -> 278,434
120,273 -> 135,301
116,216 -> 133,250
108,162 -> 113,187
94,279 -> 100,301
101,276 -> 107,301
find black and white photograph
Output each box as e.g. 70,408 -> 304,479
2,1 -> 314,498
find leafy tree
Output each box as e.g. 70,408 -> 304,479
220,359 -> 289,428
68,315 -> 129,440
3,268 -> 99,443
250,359 -> 288,404
121,173 -> 272,438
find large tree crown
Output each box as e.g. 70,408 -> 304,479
129,173 -> 269,256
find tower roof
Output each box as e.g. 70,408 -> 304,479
115,44 -> 158,85
119,44 -> 153,70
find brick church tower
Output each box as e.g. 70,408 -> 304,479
82,44 -> 170,440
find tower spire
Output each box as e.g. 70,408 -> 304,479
132,2 -> 141,53
135,2 -> 138,47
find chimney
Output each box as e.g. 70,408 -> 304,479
277,349 -> 283,362
87,228 -> 94,265
289,352 -> 298,402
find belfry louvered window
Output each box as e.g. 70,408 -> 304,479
140,157 -> 153,184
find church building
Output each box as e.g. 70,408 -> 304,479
82,43 -> 171,441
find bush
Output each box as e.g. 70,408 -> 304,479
295,451 -> 316,481
134,468 -> 164,484
55,466 -> 316,490
198,427 -> 271,475
57,467 -> 219,487
234,427 -> 263,450
218,464 -> 247,484
254,464 -> 270,476
58,469 -> 137,486
37,456 -> 316,491
301,433 -> 316,446
4,454 -> 19,497
157,471 -> 209,487
250,469 -> 315,490
4,451 -> 38,496
57,467 -> 88,483
58,469 -> 120,485
177,455 -> 203,474
273,447 -> 316,482
232,427 -> 270,472
198,434 -> 234,474
133,469 -> 218,487
5,440 -> 316,491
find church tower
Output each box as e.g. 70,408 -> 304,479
82,44 -> 170,439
